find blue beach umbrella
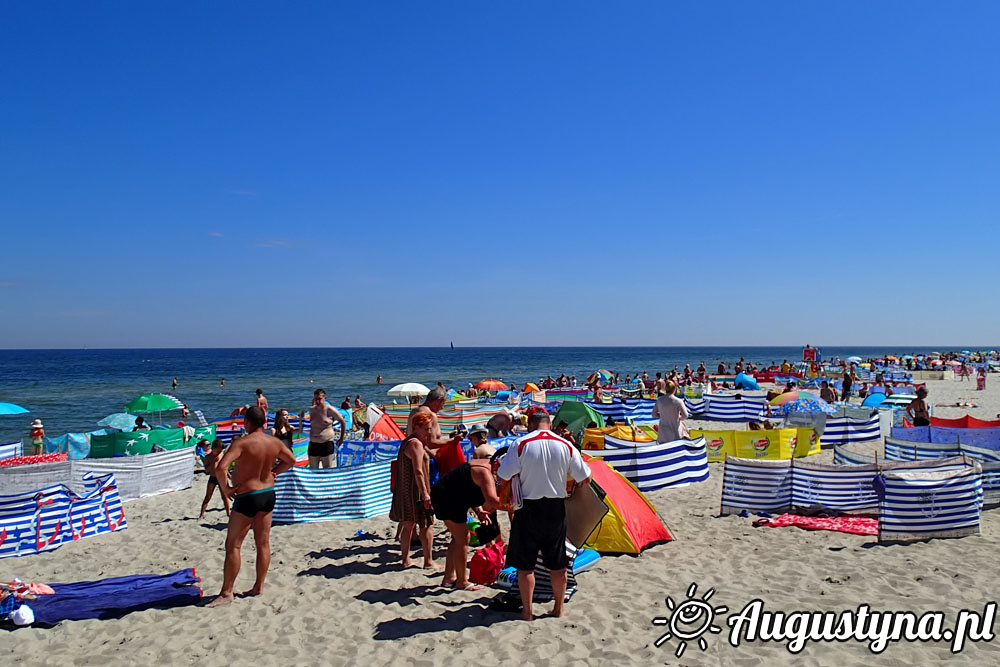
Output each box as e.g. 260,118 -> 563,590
0,402 -> 29,416
778,397 -> 837,416
862,392 -> 887,408
97,412 -> 140,430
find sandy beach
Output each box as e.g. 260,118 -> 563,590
6,376 -> 1000,666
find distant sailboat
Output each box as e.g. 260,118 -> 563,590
450,341 -> 454,349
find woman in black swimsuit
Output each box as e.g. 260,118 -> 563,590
270,409 -> 299,455
430,458 -> 500,590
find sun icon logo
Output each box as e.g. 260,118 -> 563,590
652,583 -> 728,658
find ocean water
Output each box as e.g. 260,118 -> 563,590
0,346 -> 947,445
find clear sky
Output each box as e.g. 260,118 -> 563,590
1,2 -> 998,348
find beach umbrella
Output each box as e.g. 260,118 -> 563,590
769,390 -> 822,406
586,369 -> 613,384
474,379 -> 508,391
901,355 -> 914,360
0,402 -> 29,416
523,382 -> 541,393
386,382 -> 430,398
846,356 -> 863,364
777,397 -> 836,416
97,412 -> 140,430
880,394 -> 916,407
862,393 -> 887,408
946,360 -> 962,367
125,393 -> 183,413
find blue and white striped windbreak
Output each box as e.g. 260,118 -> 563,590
584,399 -> 656,423
273,461 -> 392,523
0,472 -> 127,559
820,415 -> 881,447
0,441 -> 22,460
878,466 -> 983,542
685,395 -> 768,421
596,435 -> 709,492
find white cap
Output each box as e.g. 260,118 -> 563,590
12,604 -> 34,626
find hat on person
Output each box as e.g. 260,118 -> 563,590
30,419 -> 43,429
526,406 -> 549,417
176,421 -> 186,427
468,424 -> 488,437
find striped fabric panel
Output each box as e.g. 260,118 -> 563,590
820,416 -> 881,447
595,436 -> 709,492
0,442 -> 22,460
721,457 -> 792,515
832,445 -> 876,466
273,462 -> 392,523
505,540 -> 579,602
791,461 -> 882,512
584,399 -> 656,422
0,472 -> 127,559
685,395 -> 769,422
879,467 -> 982,542
980,464 -> 1000,506
884,438 -> 962,462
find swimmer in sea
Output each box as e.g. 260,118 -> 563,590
207,406 -> 296,607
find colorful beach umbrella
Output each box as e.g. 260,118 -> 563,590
777,397 -> 837,415
386,382 -> 430,398
523,382 -> 541,393
769,390 -> 822,406
124,393 -> 183,413
0,402 -> 29,416
474,379 -> 508,391
586,369 -> 613,384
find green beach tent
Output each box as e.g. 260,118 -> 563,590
553,401 -> 605,441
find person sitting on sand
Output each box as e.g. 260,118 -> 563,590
553,420 -> 577,446
748,421 -> 763,431
430,451 -> 500,591
133,416 -> 150,431
200,439 -> 231,519
819,380 -> 838,404
390,411 -> 438,570
207,407 -> 295,607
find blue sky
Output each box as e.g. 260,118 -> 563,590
1,2 -> 998,348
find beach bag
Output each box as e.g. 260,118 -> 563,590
469,539 -> 506,585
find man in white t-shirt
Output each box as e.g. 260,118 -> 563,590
496,410 -> 591,620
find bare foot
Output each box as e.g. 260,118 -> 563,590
422,562 -> 444,571
550,607 -> 564,618
401,560 -> 418,569
441,578 -> 456,587
520,609 -> 534,621
241,586 -> 263,597
453,582 -> 483,591
206,594 -> 235,608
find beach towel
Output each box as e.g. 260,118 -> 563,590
24,569 -> 202,626
754,513 -> 878,536
0,453 -> 68,468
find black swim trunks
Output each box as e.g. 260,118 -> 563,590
507,497 -> 568,571
207,476 -> 219,487
913,417 -> 931,427
308,440 -> 336,458
233,488 -> 276,518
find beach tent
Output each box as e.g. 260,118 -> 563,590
553,401 -> 605,437
581,456 -> 673,554
733,372 -> 760,390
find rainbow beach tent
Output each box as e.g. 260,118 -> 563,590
582,456 -> 673,555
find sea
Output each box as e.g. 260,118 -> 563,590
0,346 -> 954,445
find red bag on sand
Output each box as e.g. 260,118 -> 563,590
469,539 -> 506,585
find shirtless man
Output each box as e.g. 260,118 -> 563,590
654,372 -> 666,396
199,439 -> 231,519
207,406 -> 295,607
405,387 -> 462,454
302,388 -> 346,468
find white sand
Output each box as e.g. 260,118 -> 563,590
5,378 -> 1000,665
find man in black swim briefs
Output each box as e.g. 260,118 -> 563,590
207,406 -> 296,608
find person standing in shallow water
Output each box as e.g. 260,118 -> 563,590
207,406 -> 295,607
